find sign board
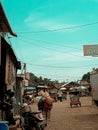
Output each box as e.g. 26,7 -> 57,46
83,45 -> 98,56
24,80 -> 28,86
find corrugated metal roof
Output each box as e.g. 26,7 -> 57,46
0,2 -> 17,36
37,85 -> 48,88
1,36 -> 21,69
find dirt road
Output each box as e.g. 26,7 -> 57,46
45,95 -> 98,130
17,95 -> 98,130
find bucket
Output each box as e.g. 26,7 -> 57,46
0,121 -> 9,130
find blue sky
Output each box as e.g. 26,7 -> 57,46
1,0 -> 98,82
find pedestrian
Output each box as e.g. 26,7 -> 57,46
43,90 -> 54,121
57,90 -> 63,102
37,89 -> 54,121
5,89 -> 17,125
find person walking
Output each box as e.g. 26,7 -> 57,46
37,89 -> 54,121
57,90 -> 63,102
43,90 -> 54,121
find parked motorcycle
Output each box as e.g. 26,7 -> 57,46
18,103 -> 47,130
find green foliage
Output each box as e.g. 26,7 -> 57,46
29,72 -> 56,86
81,72 -> 90,83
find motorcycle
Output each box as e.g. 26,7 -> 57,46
18,103 -> 47,130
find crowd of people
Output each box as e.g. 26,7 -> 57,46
0,82 -> 93,129
22,88 -> 67,121
1,86 -> 92,127
1,88 -> 55,126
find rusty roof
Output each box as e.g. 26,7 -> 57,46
1,36 -> 21,69
0,2 -> 17,37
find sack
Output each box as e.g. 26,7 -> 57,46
38,90 -> 45,96
44,96 -> 54,105
44,102 -> 53,110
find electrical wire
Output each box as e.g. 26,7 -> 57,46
19,36 -> 80,50
22,61 -> 97,69
17,36 -> 96,60
18,21 -> 98,34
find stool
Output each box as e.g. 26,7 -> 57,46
0,121 -> 9,130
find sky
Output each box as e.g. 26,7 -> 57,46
1,0 -> 98,82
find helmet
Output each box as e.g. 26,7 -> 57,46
22,103 -> 31,112
22,103 -> 28,107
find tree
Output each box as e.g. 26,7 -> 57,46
28,72 -> 59,86
81,72 -> 90,83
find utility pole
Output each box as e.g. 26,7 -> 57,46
23,63 -> 28,95
20,63 -> 27,104
24,63 -> 26,80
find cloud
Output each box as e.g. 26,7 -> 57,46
41,51 -> 87,63
24,12 -> 43,28
24,12 -> 79,32
36,20 -> 77,32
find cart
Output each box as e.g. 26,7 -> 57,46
70,91 -> 81,108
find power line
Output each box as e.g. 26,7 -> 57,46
18,21 -> 98,34
17,36 -> 97,60
22,61 -> 97,69
18,36 -> 80,53
15,36 -> 98,62
19,36 -> 80,50
17,36 -> 84,57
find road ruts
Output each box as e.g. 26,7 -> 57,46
45,95 -> 98,130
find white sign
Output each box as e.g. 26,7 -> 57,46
83,45 -> 98,56
24,80 -> 28,86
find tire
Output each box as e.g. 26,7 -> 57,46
36,126 -> 45,130
30,127 -> 36,130
30,126 -> 45,130
40,128 -> 44,130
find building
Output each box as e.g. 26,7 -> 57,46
0,2 -> 21,120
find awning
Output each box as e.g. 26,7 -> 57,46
24,85 -> 36,90
60,87 -> 67,90
37,85 -> 48,89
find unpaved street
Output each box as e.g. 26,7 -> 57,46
17,95 -> 98,130
45,95 -> 98,130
